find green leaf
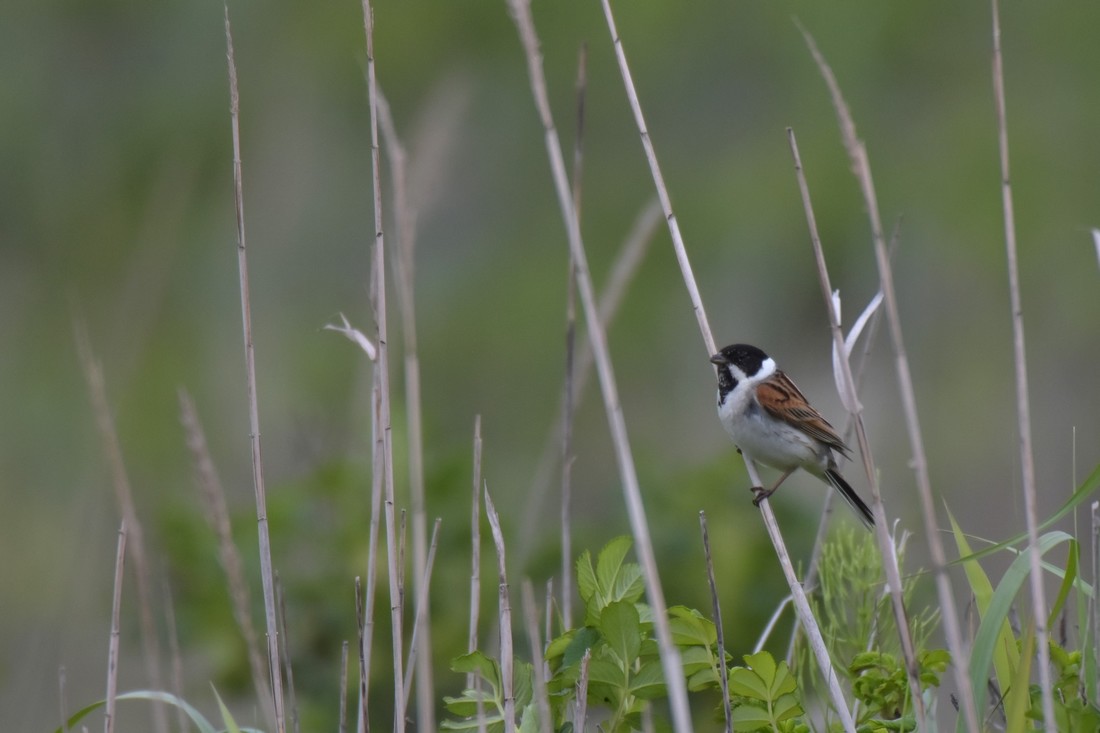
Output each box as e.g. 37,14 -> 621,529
772,692 -> 803,722
743,651 -> 777,689
950,462 -> 1100,566
53,691 -> 224,733
518,702 -> 539,733
595,537 -> 634,595
600,601 -> 642,665
561,626 -> 600,668
1047,539 -> 1079,627
587,657 -> 628,687
730,703 -> 771,731
443,691 -> 497,717
212,687 -> 243,733
577,549 -> 597,605
729,666 -> 769,701
452,651 -> 503,698
668,606 -> 717,647
513,661 -> 534,710
1004,623 -> 1034,733
629,659 -> 667,699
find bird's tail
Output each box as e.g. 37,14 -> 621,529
825,469 -> 875,529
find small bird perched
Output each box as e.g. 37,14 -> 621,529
710,343 -> 874,528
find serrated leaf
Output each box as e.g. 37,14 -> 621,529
629,659 -> 667,699
743,651 -> 777,688
561,626 -> 600,668
577,549 -> 597,605
452,650 -> 502,695
513,661 -> 534,710
601,601 -> 641,664
730,703 -> 771,731
729,666 -> 768,700
595,536 -> 634,599
587,658 -> 627,687
668,606 -> 717,646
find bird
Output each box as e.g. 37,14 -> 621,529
709,343 -> 874,528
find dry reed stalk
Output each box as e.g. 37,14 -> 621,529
505,2 -> 693,729
275,572 -> 299,733
517,198 -> 662,572
484,488 -> 515,733
339,640 -> 350,733
468,415 -> 484,690
699,513 -> 732,733
786,128 -> 925,725
990,2 -> 1054,728
575,649 -> 590,733
521,581 -> 553,733
358,1 -> 405,727
355,577 -> 369,733
74,322 -> 168,733
179,388 -> 274,725
401,518 -> 443,716
795,23 -> 981,730
223,10 -> 286,733
594,2 -> 854,728
376,86 -> 436,733
104,522 -> 126,733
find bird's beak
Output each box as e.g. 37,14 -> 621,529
709,353 -> 727,366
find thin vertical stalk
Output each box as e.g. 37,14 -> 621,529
699,513 -> 732,733
377,90 -> 435,733
223,10 -> 285,733
595,2 -> 854,729
521,581 -> 554,733
467,416 -> 483,690
484,488 -> 515,733
359,3 -> 404,730
339,640 -> 350,733
787,128 -> 925,726
402,518 -> 443,714
506,2 -> 692,729
797,24 -> 980,731
104,522 -> 126,733
990,2 -> 1054,728
75,323 -> 167,733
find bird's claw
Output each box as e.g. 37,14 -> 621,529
750,485 -> 776,507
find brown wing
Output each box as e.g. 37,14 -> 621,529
755,370 -> 851,458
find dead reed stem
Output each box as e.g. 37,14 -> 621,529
521,581 -> 553,733
506,1 -> 692,729
990,1 -> 1054,728
104,522 -> 126,733
359,2 -> 405,728
786,127 -> 925,726
223,10 -> 286,733
377,88 -> 435,733
467,415 -> 483,690
401,518 -> 443,716
796,23 -> 981,730
595,2 -> 854,728
484,488 -> 515,733
75,322 -> 168,733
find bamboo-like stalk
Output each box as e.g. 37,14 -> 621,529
594,2 -> 854,729
339,640 -> 350,733
75,323 -> 168,733
990,2 -> 1054,729
223,10 -> 286,733
104,522 -> 126,733
521,581 -> 553,733
1092,500 -> 1100,704
786,128 -> 925,726
179,388 -> 275,726
355,577 -> 370,733
376,89 -> 435,733
401,518 -> 443,715
467,415 -> 483,691
699,513 -> 732,733
795,24 -> 981,731
575,650 -> 590,732
506,2 -> 692,730
484,488 -> 515,733
358,3 -> 405,730
275,572 -> 299,733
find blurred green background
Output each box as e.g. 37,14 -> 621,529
2,0 -> 1098,730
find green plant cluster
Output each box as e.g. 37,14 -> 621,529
444,534 -> 952,733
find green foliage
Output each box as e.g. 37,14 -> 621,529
727,651 -> 807,733
442,651 -> 534,733
848,649 -> 948,724
53,689 -> 264,733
